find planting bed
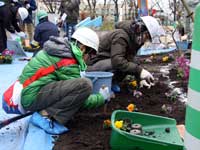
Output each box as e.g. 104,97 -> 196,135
54,51 -> 188,150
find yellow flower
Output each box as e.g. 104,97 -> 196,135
150,55 -> 154,59
127,104 -> 135,112
162,56 -> 169,62
103,119 -> 111,127
115,120 -> 123,129
130,80 -> 137,87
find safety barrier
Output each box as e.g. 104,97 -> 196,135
184,4 -> 200,150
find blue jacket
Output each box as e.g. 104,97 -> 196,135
34,18 -> 59,48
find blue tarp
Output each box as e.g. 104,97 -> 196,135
0,53 -> 55,150
76,16 -> 103,28
137,47 -> 176,55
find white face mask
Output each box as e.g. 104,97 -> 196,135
12,0 -> 18,2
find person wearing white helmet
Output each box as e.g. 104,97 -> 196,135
17,7 -> 29,21
2,27 -> 109,134
87,16 -> 165,90
0,3 -> 28,52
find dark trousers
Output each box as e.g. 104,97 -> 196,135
64,22 -> 76,41
0,24 -> 7,53
25,78 -> 92,125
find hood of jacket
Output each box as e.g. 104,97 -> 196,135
43,36 -> 73,58
115,20 -> 133,36
115,20 -> 145,47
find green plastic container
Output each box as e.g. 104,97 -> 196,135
110,110 -> 184,150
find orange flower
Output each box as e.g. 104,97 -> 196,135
127,104 -> 135,112
103,119 -> 111,127
130,80 -> 137,87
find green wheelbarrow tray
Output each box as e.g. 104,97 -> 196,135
110,110 -> 184,150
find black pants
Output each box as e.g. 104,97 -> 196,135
25,78 -> 92,125
0,24 -> 7,53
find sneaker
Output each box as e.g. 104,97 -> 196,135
30,112 -> 68,135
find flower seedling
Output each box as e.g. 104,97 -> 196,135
162,56 -> 169,62
175,56 -> 190,80
121,119 -> 132,132
161,104 -> 173,114
177,68 -> 184,78
126,104 -> 135,112
144,58 -> 152,63
129,80 -> 137,88
133,90 -> 143,98
149,53 -> 157,60
103,119 -> 111,129
114,120 -> 123,129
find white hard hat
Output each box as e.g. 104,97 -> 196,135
18,7 -> 29,21
0,1 -> 5,7
141,16 -> 165,39
72,27 -> 99,51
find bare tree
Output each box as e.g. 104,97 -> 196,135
113,0 -> 119,22
87,0 -> 92,14
42,0 -> 61,13
180,0 -> 194,22
168,0 -> 184,22
101,0 -> 107,19
86,0 -> 97,18
127,0 -> 135,20
105,0 -> 112,17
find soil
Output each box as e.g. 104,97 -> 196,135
53,51 -> 188,150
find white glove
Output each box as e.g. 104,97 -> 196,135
80,71 -> 86,78
140,69 -> 154,82
26,4 -> 30,9
99,86 -> 110,102
16,32 -> 26,39
140,80 -> 154,89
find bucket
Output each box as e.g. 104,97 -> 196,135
176,41 -> 189,50
85,71 -> 113,94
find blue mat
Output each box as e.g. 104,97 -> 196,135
76,16 -> 103,28
137,47 -> 176,55
0,53 -> 55,150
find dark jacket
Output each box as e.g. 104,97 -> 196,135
59,0 -> 80,23
11,0 -> 37,23
93,21 -> 143,76
0,4 -> 21,33
34,18 -> 59,48
23,0 -> 37,23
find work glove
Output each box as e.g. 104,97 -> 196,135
99,85 -> 110,103
80,71 -> 86,78
140,80 -> 154,89
16,31 -> 26,39
140,69 -> 154,89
